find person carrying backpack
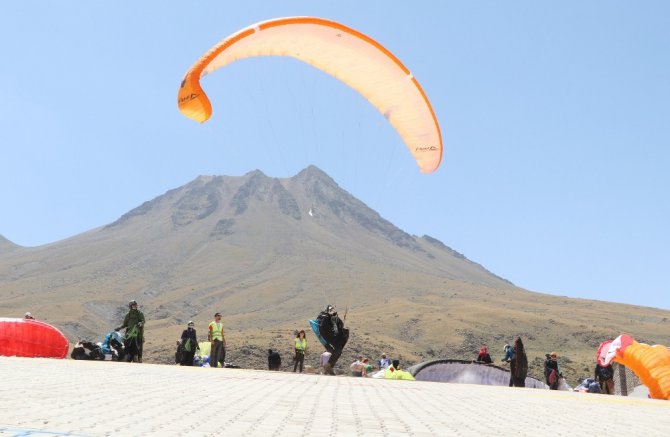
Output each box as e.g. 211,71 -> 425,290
595,362 -> 615,394
544,352 -> 561,390
179,321 -> 200,366
115,300 -> 145,363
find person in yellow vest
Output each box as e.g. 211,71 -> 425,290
293,330 -> 307,372
208,312 -> 226,368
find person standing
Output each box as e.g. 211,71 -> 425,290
501,343 -> 515,386
179,321 -> 200,366
293,330 -> 307,373
544,352 -> 561,390
208,312 -> 226,368
315,305 -> 349,375
595,362 -> 615,394
350,355 -> 365,377
115,300 -> 145,363
509,337 -> 528,388
320,350 -> 332,374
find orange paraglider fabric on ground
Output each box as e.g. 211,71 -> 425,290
178,16 -> 442,174
602,334 -> 670,400
0,318 -> 69,359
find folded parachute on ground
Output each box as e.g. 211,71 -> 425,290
600,334 -> 670,400
178,16 -> 442,174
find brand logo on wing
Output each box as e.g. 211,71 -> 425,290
415,145 -> 438,152
178,93 -> 200,105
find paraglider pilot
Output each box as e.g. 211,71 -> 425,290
311,305 -> 349,375
115,300 -> 145,363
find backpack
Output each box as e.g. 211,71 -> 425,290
588,381 -> 601,393
598,365 -> 613,380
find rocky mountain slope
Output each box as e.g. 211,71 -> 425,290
1,166 -> 668,383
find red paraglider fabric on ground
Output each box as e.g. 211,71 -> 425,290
0,318 -> 69,359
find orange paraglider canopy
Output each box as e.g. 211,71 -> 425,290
178,16 -> 442,174
600,334 -> 670,400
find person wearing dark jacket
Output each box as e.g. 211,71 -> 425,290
476,345 -> 492,364
595,362 -> 615,394
268,349 -> 282,370
509,337 -> 528,387
115,300 -> 145,363
179,321 -> 200,366
544,352 -> 561,390
315,305 -> 349,375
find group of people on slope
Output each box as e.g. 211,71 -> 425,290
349,355 -> 373,377
494,337 -> 615,394
347,353 -> 414,380
107,302 -> 617,394
273,304 -> 349,375
175,311 -> 228,367
501,337 -> 529,387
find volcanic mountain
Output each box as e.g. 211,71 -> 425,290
1,166 -> 668,381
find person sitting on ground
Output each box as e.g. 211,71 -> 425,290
362,358 -> 373,377
544,352 -> 561,390
476,345 -> 492,364
350,355 -> 366,377
268,349 -> 282,371
24,312 -> 35,320
379,353 -> 391,369
595,362 -> 615,395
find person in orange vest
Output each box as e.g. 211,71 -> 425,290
208,312 -> 226,368
293,330 -> 307,372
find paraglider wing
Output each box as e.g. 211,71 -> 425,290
178,16 -> 443,173
596,339 -> 613,366
0,318 -> 69,359
602,334 -> 670,400
309,319 -> 329,347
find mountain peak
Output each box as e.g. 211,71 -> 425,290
293,165 -> 336,185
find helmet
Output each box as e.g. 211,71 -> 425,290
550,352 -> 557,358
24,312 -> 33,319
128,300 -> 138,308
326,305 -> 334,312
187,321 -> 195,327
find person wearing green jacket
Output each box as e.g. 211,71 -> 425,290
116,300 -> 146,363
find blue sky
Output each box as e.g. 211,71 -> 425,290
2,1 -> 669,309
